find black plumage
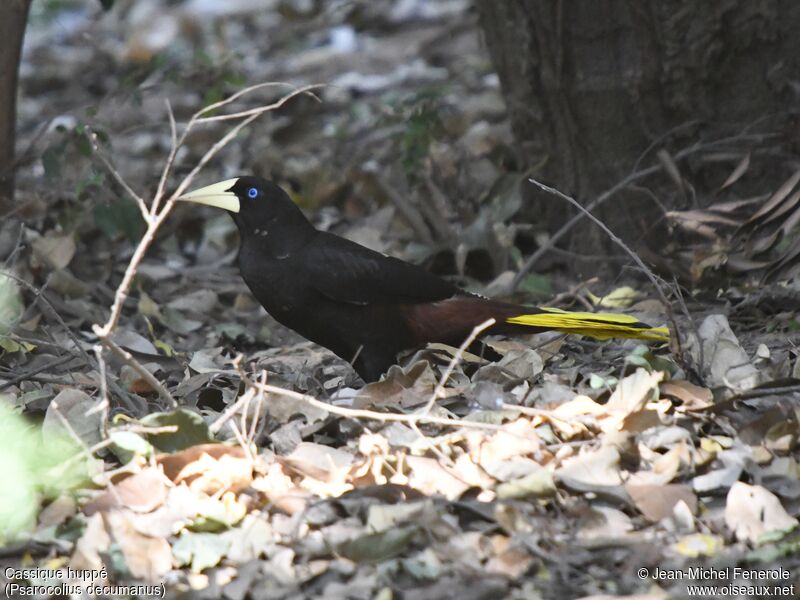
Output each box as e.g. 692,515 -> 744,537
179,176 -> 668,381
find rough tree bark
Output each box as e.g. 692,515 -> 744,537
476,0 -> 800,258
0,0 -> 32,212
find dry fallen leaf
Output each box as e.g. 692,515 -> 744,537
687,315 -> 760,390
724,481 -> 798,544
43,388 -> 104,449
577,506 -> 633,540
604,368 -> 663,423
280,442 -> 354,481
357,360 -> 438,409
719,152 -> 750,190
38,495 -> 77,528
85,468 -> 168,515
157,443 -> 252,494
485,534 -> 534,578
70,513 -> 111,572
556,445 -> 622,487
107,510 -> 173,581
625,483 -> 697,522
477,417 -> 541,466
660,380 -> 714,411
405,456 -> 471,500
628,442 -> 686,486
32,232 -> 76,270
366,498 -> 437,532
251,462 -> 309,515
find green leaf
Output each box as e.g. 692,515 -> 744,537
589,373 -> 618,389
108,430 -> 153,464
76,172 -> 104,196
215,322 -> 246,340
518,273 -> 552,299
626,353 -> 652,371
76,134 -> 92,157
0,275 -> 24,335
0,337 -> 35,354
496,467 -> 556,499
338,526 -> 418,563
42,144 -> 64,179
402,108 -> 439,177
93,198 -> 146,243
747,527 -> 800,562
154,339 -> 176,357
140,409 -> 214,453
93,128 -> 111,147
160,307 -> 203,335
173,531 -> 231,572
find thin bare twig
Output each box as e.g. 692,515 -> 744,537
95,84 -> 321,338
196,84 -> 322,124
512,133 -> 778,290
94,325 -> 175,406
88,344 -> 110,431
248,370 -> 267,442
0,353 -> 76,391
168,84 -> 324,202
52,424 -> 179,478
528,179 -> 670,303
527,178 -> 679,338
87,140 -> 150,223
196,82 -> 298,118
372,174 -> 434,245
0,271 -> 141,413
671,276 -> 701,380
94,204 -> 174,335
211,356 -> 261,435
93,344 -> 109,408
227,419 -> 256,465
45,399 -> 175,483
150,98 -> 178,217
254,381 -> 506,431
91,85 -> 320,415
420,318 -> 495,415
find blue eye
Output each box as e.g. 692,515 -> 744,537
247,187 -> 258,199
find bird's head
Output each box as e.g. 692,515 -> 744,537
178,176 -> 314,241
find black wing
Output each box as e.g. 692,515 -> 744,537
304,231 -> 458,305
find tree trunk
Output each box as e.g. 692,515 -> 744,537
476,0 -> 800,260
0,0 -> 32,212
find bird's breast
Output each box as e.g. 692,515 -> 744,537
237,247 -> 300,310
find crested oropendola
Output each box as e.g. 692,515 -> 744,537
179,176 -> 669,382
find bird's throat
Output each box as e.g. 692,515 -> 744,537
237,225 -> 310,262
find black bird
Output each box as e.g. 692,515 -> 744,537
179,176 -> 668,382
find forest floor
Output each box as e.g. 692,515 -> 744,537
2,1 -> 800,599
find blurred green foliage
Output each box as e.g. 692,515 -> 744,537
517,273 -> 552,300
401,103 -> 442,179
140,409 -> 214,453
0,401 -> 88,544
41,119 -> 148,242
0,273 -> 23,336
385,90 -> 446,181
94,197 -> 145,243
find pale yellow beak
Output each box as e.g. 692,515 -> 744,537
178,178 -> 241,213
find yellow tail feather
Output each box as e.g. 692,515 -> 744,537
506,307 -> 669,342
